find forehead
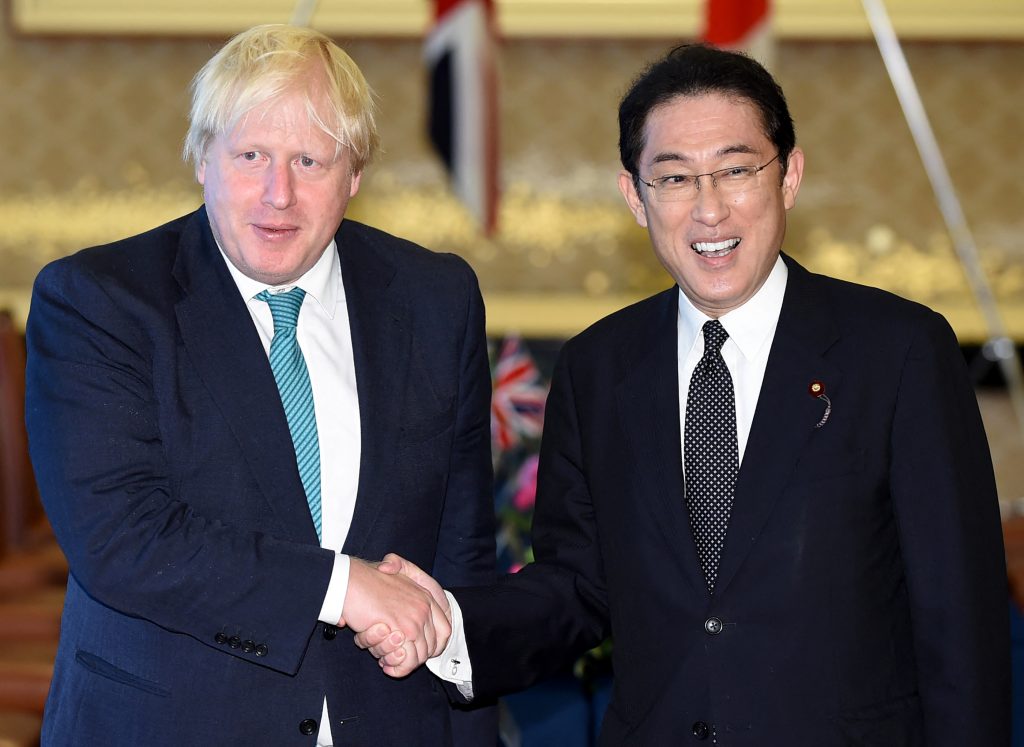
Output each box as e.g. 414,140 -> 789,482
223,89 -> 337,149
640,93 -> 769,162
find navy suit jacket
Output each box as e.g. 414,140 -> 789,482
456,255 -> 1010,745
26,208 -> 496,746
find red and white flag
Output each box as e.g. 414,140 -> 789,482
703,0 -> 773,68
425,0 -> 500,235
490,337 -> 547,454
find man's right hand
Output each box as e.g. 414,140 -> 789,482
340,557 -> 451,672
353,553 -> 449,677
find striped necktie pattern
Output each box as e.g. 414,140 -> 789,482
256,288 -> 322,541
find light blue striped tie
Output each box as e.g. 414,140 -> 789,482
257,288 -> 322,542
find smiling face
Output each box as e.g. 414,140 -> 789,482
618,92 -> 803,318
197,87 -> 362,286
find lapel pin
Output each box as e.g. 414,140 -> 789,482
808,380 -> 831,429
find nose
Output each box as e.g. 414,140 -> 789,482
689,176 -> 729,226
262,162 -> 296,210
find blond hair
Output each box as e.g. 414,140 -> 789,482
183,24 -> 380,172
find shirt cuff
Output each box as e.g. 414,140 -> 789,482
318,553 -> 350,624
426,590 -> 474,700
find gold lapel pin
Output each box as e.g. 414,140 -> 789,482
809,380 -> 831,429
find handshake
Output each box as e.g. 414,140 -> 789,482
340,553 -> 454,679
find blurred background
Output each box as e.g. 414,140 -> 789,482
0,0 -> 1022,745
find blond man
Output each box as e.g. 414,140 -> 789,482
27,25 -> 495,746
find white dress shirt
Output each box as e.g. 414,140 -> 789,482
678,255 -> 788,465
221,242 -> 359,746
438,255 -> 791,700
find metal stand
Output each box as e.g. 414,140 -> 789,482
862,0 -> 1024,441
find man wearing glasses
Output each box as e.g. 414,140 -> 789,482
365,43 -> 1010,744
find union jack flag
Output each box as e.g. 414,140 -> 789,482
490,336 -> 547,453
426,0 -> 500,235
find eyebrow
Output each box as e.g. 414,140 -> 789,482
228,140 -> 333,160
649,144 -> 760,166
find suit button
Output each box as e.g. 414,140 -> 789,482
298,719 -> 318,735
255,643 -> 269,657
228,635 -> 241,649
704,617 -> 723,635
241,639 -> 255,653
214,632 -> 228,645
323,624 -> 338,640
692,720 -> 710,740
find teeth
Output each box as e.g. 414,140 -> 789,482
692,238 -> 740,256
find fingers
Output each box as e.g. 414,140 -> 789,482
419,613 -> 437,658
345,555 -> 453,678
354,625 -> 425,682
344,558 -> 440,646
382,554 -> 450,650
380,553 -> 450,616
381,641 -> 421,678
377,645 -> 407,667
354,622 -> 393,650
358,626 -> 407,660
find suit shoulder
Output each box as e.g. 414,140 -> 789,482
28,212 -> 200,349
786,264 -> 963,366
566,288 -> 676,354
809,270 -> 945,333
36,211 -> 194,289
339,219 -> 475,280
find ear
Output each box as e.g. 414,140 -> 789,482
349,170 -> 363,198
196,159 -> 206,186
781,147 -> 804,210
617,170 -> 648,228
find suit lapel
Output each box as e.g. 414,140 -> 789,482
714,257 -> 842,595
334,222 -> 410,558
615,289 -> 708,597
172,208 -> 318,544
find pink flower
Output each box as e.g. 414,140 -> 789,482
511,454 -> 539,511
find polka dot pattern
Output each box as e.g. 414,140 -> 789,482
684,320 -> 739,593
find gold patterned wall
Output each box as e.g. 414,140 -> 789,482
1,18 -> 1022,339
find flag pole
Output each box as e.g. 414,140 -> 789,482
861,0 -> 1024,442
291,0 -> 319,27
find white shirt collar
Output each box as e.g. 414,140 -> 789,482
219,239 -> 343,320
678,254 -> 788,360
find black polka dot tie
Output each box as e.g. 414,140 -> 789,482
685,319 -> 739,593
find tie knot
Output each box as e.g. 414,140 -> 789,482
257,288 -> 306,331
702,319 -> 729,354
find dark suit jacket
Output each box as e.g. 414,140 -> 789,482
456,255 -> 1009,746
26,208 -> 496,746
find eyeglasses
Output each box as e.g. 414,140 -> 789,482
638,154 -> 780,202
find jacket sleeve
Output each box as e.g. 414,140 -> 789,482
454,342 -> 610,701
889,309 -> 1010,744
25,258 -> 335,676
430,262 -> 500,744
431,262 -> 497,589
